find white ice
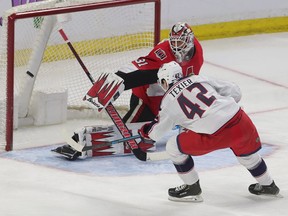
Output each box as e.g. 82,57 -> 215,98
0,33 -> 288,216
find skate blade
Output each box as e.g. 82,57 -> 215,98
168,195 -> 203,202
274,193 -> 284,198
261,193 -> 284,198
250,193 -> 284,199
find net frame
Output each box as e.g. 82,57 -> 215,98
1,0 -> 161,151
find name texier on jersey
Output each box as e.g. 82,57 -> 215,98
148,75 -> 242,142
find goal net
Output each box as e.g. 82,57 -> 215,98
0,0 -> 160,151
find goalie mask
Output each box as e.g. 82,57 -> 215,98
158,61 -> 183,91
169,22 -> 195,63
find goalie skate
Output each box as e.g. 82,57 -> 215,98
168,181 -> 203,202
51,144 -> 81,161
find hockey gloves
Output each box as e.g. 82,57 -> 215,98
84,72 -> 125,111
138,122 -> 153,141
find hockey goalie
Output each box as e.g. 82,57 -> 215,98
51,71 -> 158,160
52,22 -> 204,160
51,68 -> 183,161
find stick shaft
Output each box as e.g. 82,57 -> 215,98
82,134 -> 141,151
58,27 -> 142,156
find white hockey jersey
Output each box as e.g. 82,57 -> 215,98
148,75 -> 242,142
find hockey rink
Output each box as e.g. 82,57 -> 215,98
0,32 -> 287,215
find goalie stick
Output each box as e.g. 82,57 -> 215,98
81,134 -> 141,151
57,27 -> 151,161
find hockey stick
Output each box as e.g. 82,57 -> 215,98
81,134 -> 141,151
66,132 -> 167,161
58,27 -> 147,161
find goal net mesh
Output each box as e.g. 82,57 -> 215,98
0,0 -> 159,150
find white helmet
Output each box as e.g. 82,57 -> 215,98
157,61 -> 183,91
169,22 -> 195,63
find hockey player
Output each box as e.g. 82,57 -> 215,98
53,22 -> 204,160
138,61 -> 280,202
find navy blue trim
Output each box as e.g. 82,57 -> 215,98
235,146 -> 262,157
174,156 -> 194,173
248,159 -> 267,177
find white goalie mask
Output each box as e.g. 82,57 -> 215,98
169,22 -> 195,63
157,61 -> 183,91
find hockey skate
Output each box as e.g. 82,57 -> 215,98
248,181 -> 280,196
51,144 -> 81,161
168,180 -> 203,202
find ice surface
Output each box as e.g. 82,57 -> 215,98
0,33 -> 287,216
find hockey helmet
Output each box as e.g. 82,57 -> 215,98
169,22 -> 195,63
158,61 -> 183,91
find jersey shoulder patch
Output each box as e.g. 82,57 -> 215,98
154,48 -> 167,60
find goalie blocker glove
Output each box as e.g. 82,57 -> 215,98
84,72 -> 125,111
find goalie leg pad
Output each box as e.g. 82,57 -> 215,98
88,123 -> 156,156
53,123 -> 156,160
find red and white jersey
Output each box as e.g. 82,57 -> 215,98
147,75 -> 242,142
131,38 -> 203,76
119,38 -> 204,116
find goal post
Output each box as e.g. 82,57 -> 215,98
0,0 -> 161,151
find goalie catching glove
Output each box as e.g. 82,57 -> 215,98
83,72 -> 125,111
